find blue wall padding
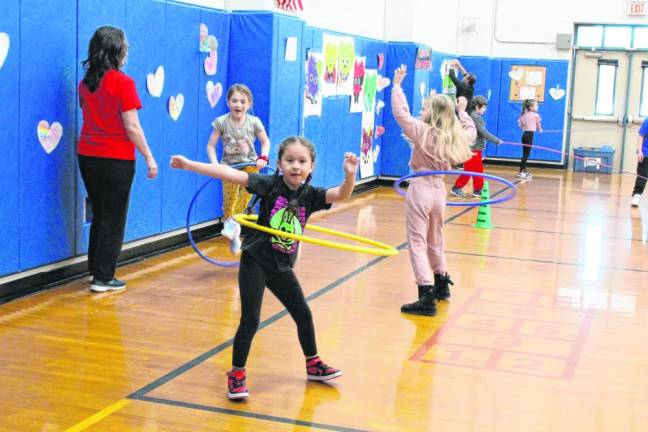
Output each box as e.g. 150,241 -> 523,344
493,58 -> 568,163
75,0 -> 126,254
0,0 -> 21,275
195,8 -> 230,223
19,0 -> 77,270
0,1 -> 571,279
158,3 -> 201,233
381,42 -> 418,177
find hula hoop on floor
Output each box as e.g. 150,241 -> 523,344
393,170 -> 517,207
233,214 -> 399,257
186,161 -> 272,267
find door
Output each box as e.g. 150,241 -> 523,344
569,50 -> 648,171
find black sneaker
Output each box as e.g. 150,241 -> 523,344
90,278 -> 126,292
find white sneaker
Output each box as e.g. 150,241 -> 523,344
221,218 -> 235,240
229,223 -> 242,255
631,194 -> 641,207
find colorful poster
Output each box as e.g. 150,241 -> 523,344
362,69 -> 377,118
304,52 -> 323,117
359,124 -> 374,178
350,56 -> 366,113
336,37 -> 355,95
441,59 -> 457,95
359,69 -> 378,178
415,48 -> 432,70
321,34 -> 339,96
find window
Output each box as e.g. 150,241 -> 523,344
640,62 -> 648,117
576,26 -> 603,47
634,27 -> 648,48
595,60 -> 617,115
603,27 -> 631,48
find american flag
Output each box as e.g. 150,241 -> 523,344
276,0 -> 303,11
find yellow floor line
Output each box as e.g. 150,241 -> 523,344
64,399 -> 131,432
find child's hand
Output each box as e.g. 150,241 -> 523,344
343,152 -> 359,176
393,65 -> 407,87
256,158 -> 268,169
456,96 -> 468,113
170,155 -> 190,170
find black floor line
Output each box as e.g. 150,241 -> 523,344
134,395 -> 369,432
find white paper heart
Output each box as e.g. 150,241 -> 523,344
146,65 -> 164,97
549,85 -> 565,100
204,50 -> 217,76
376,75 -> 390,92
419,81 -> 426,97
37,120 -> 63,154
206,81 -> 222,108
508,68 -> 524,81
0,32 -> 9,69
375,100 -> 385,114
168,94 -> 184,121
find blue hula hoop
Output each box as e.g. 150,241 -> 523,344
394,170 -> 517,207
186,161 -> 274,267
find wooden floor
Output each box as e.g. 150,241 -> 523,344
2,166 -> 648,431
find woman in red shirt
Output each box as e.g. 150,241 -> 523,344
78,26 -> 158,292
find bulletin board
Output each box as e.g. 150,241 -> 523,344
509,65 -> 546,102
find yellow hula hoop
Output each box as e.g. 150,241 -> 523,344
233,214 -> 398,257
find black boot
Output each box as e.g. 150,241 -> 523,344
434,273 -> 454,301
401,285 -> 437,316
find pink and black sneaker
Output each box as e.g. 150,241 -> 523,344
306,356 -> 343,381
226,368 -> 249,400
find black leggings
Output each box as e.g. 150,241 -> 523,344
633,157 -> 648,195
232,252 -> 317,367
520,131 -> 534,171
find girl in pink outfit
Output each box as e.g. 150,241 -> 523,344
391,65 -> 474,316
518,99 -> 542,179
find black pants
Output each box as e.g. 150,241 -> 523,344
78,155 -> 135,281
233,251 -> 317,367
633,157 -> 648,195
520,131 -> 534,171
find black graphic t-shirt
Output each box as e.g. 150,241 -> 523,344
242,173 -> 331,273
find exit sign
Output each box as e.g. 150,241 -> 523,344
627,1 -> 648,16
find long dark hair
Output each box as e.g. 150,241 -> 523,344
82,26 -> 127,92
521,99 -> 536,116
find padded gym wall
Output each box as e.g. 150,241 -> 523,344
493,58 -> 568,163
381,42 -> 419,177
0,0 -> 20,276
19,0 -> 76,270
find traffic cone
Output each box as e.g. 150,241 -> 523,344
473,181 -> 492,229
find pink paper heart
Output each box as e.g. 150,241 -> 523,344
374,125 -> 385,138
199,23 -> 208,44
377,53 -> 384,70
206,81 -> 222,108
204,50 -> 217,76
376,75 -> 390,92
37,120 -> 63,154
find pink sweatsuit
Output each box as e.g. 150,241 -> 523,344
391,87 -> 475,286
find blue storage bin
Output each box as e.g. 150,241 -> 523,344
573,146 -> 615,173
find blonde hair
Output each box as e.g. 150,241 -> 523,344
419,94 -> 473,165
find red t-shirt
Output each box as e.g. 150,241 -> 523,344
77,69 -> 142,160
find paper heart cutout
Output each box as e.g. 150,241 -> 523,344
508,68 -> 524,81
200,35 -> 218,53
0,32 -> 9,69
146,65 -> 164,97
199,23 -> 208,45
168,94 -> 184,121
373,145 -> 380,162
377,53 -> 384,70
375,100 -> 385,114
37,120 -> 63,154
204,50 -> 217,76
374,125 -> 385,138
206,81 -> 222,108
376,75 -> 390,92
549,85 -> 565,100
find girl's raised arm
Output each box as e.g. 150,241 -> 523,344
170,155 -> 249,186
